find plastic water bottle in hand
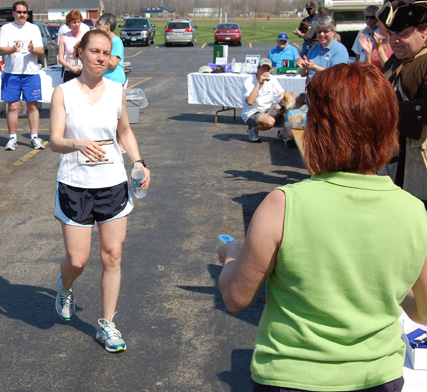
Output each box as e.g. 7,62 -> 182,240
131,162 -> 147,199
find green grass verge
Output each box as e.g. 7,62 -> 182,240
116,18 -> 303,46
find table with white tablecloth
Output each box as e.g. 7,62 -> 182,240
187,72 -> 306,123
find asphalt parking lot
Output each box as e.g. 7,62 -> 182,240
0,42 -> 309,391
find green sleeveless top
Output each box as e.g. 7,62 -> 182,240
251,172 -> 427,391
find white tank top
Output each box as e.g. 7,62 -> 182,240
56,78 -> 128,188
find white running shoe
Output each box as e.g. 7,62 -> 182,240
30,137 -> 44,150
247,126 -> 261,143
96,312 -> 126,353
5,137 -> 17,150
55,274 -> 75,321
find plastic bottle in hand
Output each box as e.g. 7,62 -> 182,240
131,162 -> 147,199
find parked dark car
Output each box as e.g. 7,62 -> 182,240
47,22 -> 61,43
34,21 -> 59,68
214,23 -> 242,46
120,17 -> 155,46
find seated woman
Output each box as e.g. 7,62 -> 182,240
217,62 -> 427,392
296,15 -> 349,80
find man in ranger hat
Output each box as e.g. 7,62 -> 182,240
378,0 -> 427,206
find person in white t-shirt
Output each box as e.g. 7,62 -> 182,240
242,58 -> 284,143
351,5 -> 380,62
50,29 -> 150,353
0,1 -> 44,151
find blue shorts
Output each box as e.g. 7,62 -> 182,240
54,181 -> 134,227
1,73 -> 42,102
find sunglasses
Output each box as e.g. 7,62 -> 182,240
364,15 -> 377,20
316,29 -> 332,34
15,11 -> 28,14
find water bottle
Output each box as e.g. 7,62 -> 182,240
131,162 -> 147,199
231,58 -> 236,72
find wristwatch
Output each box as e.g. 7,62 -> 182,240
134,159 -> 146,167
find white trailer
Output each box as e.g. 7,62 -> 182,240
318,0 -> 383,52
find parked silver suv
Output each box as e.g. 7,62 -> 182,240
164,18 -> 196,46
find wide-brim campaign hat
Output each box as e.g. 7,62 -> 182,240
377,1 -> 427,32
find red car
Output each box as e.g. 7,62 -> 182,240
214,23 -> 242,46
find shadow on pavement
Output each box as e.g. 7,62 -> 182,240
177,264 -> 265,328
0,276 -> 97,337
217,348 -> 254,392
168,113 -> 243,124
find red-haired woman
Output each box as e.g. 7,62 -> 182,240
217,62 -> 427,392
58,10 -> 85,82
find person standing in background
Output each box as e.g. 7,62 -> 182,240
96,13 -> 125,86
293,2 -> 318,56
352,6 -> 380,62
0,1 -> 44,151
378,0 -> 427,206
58,10 -> 85,83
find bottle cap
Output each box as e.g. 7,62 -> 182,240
218,234 -> 236,244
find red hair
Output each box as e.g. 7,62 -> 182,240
66,9 -> 83,25
304,62 -> 399,174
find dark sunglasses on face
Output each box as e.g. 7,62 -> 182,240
316,29 -> 332,34
364,15 -> 376,20
15,11 -> 28,14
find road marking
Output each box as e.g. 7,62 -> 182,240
0,128 -> 49,131
249,43 -> 252,48
128,77 -> 152,89
11,141 -> 49,166
201,43 -> 207,49
127,50 -> 144,58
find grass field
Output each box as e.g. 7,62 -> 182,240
116,18 -> 303,46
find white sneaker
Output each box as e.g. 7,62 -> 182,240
247,126 -> 261,143
5,137 -> 17,150
30,137 -> 44,150
55,274 -> 75,321
96,312 -> 126,353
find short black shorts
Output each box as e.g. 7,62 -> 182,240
54,181 -> 133,227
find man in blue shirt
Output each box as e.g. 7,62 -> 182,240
268,33 -> 300,68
